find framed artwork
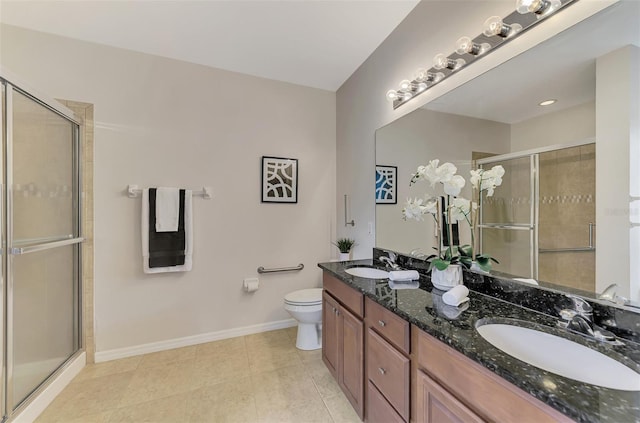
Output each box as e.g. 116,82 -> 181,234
375,165 -> 397,204
261,156 -> 298,203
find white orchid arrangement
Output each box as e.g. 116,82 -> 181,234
402,159 -> 505,272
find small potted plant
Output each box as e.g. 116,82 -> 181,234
333,238 -> 356,261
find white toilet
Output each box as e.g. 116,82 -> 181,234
284,288 -> 323,350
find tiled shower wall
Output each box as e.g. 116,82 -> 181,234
538,144 -> 595,292
59,100 -> 95,363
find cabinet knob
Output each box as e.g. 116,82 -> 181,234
378,320 -> 386,327
378,367 -> 386,375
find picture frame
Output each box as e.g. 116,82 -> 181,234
375,165 -> 397,204
261,156 -> 298,203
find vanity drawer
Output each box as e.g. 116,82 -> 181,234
367,327 -> 410,420
365,297 -> 410,354
323,273 -> 363,318
367,381 -> 405,423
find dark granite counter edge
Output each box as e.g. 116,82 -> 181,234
317,260 -> 640,423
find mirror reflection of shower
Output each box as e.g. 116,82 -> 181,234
478,141 -> 595,293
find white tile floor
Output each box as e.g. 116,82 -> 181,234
35,327 -> 361,423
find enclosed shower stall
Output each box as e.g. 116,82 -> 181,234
1,77 -> 82,419
478,142 -> 596,292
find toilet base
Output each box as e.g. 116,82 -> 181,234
295,322 -> 322,350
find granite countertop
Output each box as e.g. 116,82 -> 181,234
318,259 -> 640,423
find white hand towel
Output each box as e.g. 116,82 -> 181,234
155,187 -> 180,232
142,189 -> 193,273
442,285 -> 470,307
388,280 -> 420,290
388,270 -> 420,281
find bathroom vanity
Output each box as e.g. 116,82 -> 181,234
318,255 -> 640,423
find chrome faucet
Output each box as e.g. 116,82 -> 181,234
558,295 -> 618,343
379,252 -> 400,270
598,283 -> 631,306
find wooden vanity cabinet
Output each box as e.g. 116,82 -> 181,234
322,273 -> 364,419
412,326 -> 573,423
365,297 -> 410,422
415,370 -> 483,423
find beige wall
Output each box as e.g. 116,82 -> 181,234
596,45 -> 640,301
1,24 -> 336,353
511,101 -> 595,151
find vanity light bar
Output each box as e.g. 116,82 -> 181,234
387,0 -> 578,109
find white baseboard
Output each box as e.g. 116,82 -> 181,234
95,318 -> 297,363
12,352 -> 86,423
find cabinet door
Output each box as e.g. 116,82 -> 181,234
340,305 -> 364,419
322,292 -> 340,377
416,370 -> 484,423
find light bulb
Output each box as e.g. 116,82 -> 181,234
433,54 -> 448,69
516,0 -> 561,15
483,16 -> 522,38
414,68 -> 429,82
430,72 -> 445,83
433,54 -> 465,71
415,68 -> 444,84
416,82 -> 427,92
386,90 -> 399,102
455,36 -> 491,56
399,79 -> 412,91
401,91 -> 413,101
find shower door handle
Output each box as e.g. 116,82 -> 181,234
10,237 -> 84,255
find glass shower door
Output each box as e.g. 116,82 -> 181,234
479,154 -> 538,278
7,87 -> 81,410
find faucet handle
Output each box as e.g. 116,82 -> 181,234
567,294 -> 593,316
567,314 -> 595,337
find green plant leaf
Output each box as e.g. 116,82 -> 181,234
460,257 -> 473,269
432,258 -> 450,271
459,244 -> 473,257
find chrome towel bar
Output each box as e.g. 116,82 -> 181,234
257,263 -> 304,274
127,184 -> 212,199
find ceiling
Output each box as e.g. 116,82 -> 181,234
0,0 -> 419,91
424,1 -> 640,124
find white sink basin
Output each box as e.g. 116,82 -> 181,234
476,322 -> 640,391
344,267 -> 389,279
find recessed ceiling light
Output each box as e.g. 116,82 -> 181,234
539,99 -> 557,106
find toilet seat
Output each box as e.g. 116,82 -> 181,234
284,288 -> 323,306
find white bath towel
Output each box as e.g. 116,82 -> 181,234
388,280 -> 420,290
155,187 -> 180,232
142,188 -> 193,273
388,270 -> 420,281
442,285 -> 470,307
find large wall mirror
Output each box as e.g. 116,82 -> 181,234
376,1 -> 639,308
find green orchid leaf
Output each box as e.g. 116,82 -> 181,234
432,258 -> 450,271
459,245 -> 473,257
460,257 -> 473,269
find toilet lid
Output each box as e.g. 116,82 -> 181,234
284,288 -> 323,305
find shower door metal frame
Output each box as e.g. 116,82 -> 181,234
1,78 -> 84,419
477,153 -> 539,279
476,138 -> 596,279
